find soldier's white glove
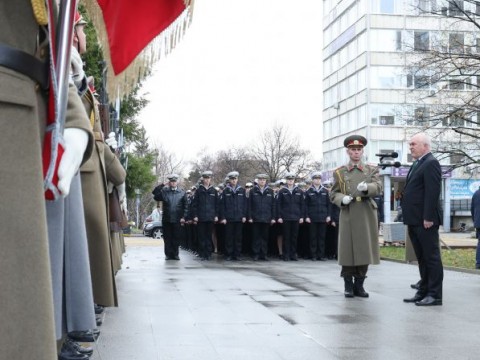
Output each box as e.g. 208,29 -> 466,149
58,128 -> 89,197
105,132 -> 118,150
117,182 -> 126,203
357,181 -> 368,192
70,46 -> 86,90
342,195 -> 353,205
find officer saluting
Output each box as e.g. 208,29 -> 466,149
330,135 -> 382,298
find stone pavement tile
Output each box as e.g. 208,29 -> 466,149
214,346 -> 283,360
155,345 -> 221,360
92,333 -> 159,360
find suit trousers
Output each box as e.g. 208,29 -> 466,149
282,221 -> 299,259
309,222 -> 328,259
408,225 -> 443,299
162,222 -> 182,258
252,222 -> 269,257
225,222 -> 243,258
197,222 -> 214,258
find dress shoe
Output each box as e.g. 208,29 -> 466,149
64,338 -> 93,356
96,315 -> 103,326
252,255 -> 259,261
260,256 -> 269,261
403,294 -> 424,303
94,304 -> 104,315
225,256 -> 233,261
59,340 -> 90,360
68,329 -> 100,342
311,257 -> 317,261
165,257 -> 173,260
318,257 -> 327,261
415,296 -> 442,306
290,256 -> 298,261
476,265 -> 480,269
410,280 -> 421,290
173,256 -> 180,260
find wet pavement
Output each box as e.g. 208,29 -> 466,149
90,235 -> 480,360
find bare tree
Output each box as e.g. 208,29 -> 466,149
152,143 -> 185,184
249,123 -> 312,181
404,0 -> 480,172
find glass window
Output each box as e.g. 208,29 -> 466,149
414,31 -> 429,51
380,0 -> 395,13
449,0 -> 464,16
449,78 -> 464,90
370,104 -> 397,125
449,33 -> 464,53
370,29 -> 399,52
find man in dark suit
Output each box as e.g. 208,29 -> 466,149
471,186 -> 480,269
402,133 -> 443,306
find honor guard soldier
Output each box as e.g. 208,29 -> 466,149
305,171 -> 331,261
276,173 -> 305,261
192,171 -> 219,260
0,2 -> 96,359
248,174 -> 276,260
330,135 -> 382,298
220,171 -> 247,260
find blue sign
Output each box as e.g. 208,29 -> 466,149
450,179 -> 480,198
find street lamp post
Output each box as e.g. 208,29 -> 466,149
135,188 -> 141,229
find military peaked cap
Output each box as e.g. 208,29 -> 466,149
344,135 -> 367,148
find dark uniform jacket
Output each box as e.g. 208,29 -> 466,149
401,153 -> 442,226
472,189 -> 480,229
304,186 -> 331,222
276,186 -> 305,221
192,184 -> 218,222
220,184 -> 247,221
248,185 -> 276,223
157,186 -> 188,223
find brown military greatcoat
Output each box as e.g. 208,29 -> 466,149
330,161 -> 383,266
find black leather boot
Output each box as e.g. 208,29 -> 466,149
353,277 -> 369,298
344,276 -> 354,298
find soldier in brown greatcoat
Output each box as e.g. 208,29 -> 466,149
330,135 -> 382,298
81,81 -> 126,307
0,1 -> 94,358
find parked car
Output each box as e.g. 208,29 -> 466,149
143,220 -> 163,239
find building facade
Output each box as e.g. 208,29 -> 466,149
322,0 -> 480,228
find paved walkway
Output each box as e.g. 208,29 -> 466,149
91,236 -> 480,360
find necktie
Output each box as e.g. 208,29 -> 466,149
408,160 -> 418,178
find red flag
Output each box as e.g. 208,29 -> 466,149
96,0 -> 187,75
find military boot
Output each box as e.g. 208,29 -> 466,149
353,277 -> 369,298
344,276 -> 354,298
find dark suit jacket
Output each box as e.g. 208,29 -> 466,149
401,152 -> 442,226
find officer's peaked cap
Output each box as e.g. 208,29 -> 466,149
201,170 -> 213,178
227,171 -> 239,179
344,135 -> 367,148
167,174 -> 179,181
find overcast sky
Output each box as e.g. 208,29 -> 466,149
139,0 -> 324,164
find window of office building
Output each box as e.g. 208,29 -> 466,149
370,0 -> 399,14
370,29 -> 402,52
448,78 -> 465,90
449,0 -> 464,16
449,32 -> 464,53
407,106 -> 430,126
371,66 -> 403,88
371,104 -> 398,125
449,153 -> 464,165
414,31 -> 430,51
406,71 -> 433,89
